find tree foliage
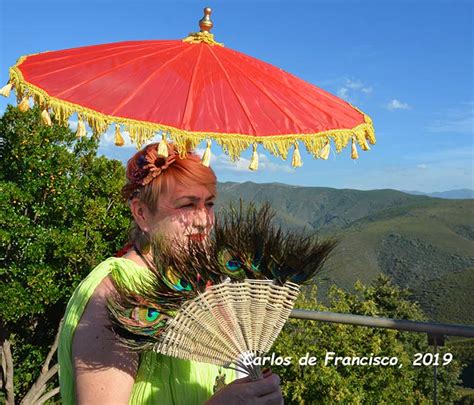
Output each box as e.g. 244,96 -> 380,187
0,106 -> 130,398
272,275 -> 462,404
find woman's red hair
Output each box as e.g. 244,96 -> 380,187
122,142 -> 216,212
120,142 -> 217,251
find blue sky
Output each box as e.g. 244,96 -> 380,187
0,0 -> 472,192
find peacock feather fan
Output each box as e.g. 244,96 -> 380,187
108,202 -> 337,377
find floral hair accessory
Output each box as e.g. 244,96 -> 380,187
140,145 -> 177,186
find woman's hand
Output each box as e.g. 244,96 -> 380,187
205,370 -> 284,405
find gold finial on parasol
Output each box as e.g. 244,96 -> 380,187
199,7 -> 213,33
183,7 -> 223,46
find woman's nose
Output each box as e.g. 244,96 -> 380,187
193,207 -> 209,229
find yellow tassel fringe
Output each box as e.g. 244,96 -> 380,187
6,53 -> 376,169
76,119 -> 86,138
157,134 -> 169,158
361,137 -> 371,151
351,137 -> 359,159
201,139 -> 212,167
114,124 -> 125,146
0,83 -> 12,97
319,141 -> 331,160
41,108 -> 52,126
291,142 -> 303,168
18,97 -> 30,112
249,143 -> 259,171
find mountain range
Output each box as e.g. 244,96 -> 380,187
403,189 -> 474,200
216,182 -> 474,325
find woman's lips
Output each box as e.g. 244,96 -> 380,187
188,233 -> 206,242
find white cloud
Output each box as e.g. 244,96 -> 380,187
385,99 -> 411,111
417,164 -> 428,169
192,147 -> 294,174
67,117 -> 138,149
212,151 -> 294,174
68,118 -> 78,131
195,147 -> 206,157
337,87 -> 350,100
99,128 -> 136,149
345,79 -> 372,93
336,78 -> 373,102
345,80 -> 363,89
426,102 -> 473,134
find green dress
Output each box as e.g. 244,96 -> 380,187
58,257 -> 235,404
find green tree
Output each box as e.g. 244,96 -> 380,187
0,106 -> 130,400
272,275 -> 462,404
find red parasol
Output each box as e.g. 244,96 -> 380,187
1,7 -> 375,170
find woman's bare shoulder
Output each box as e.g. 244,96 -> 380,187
72,274 -> 138,404
74,275 -> 116,336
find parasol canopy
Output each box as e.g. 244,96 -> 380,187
1,7 -> 375,170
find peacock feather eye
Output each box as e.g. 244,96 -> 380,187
217,248 -> 246,279
133,307 -> 160,323
226,259 -> 242,272
146,308 -> 160,322
164,266 -> 192,291
175,277 -> 191,291
218,249 -> 241,272
130,307 -> 168,335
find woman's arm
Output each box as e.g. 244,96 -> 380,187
72,276 -> 138,405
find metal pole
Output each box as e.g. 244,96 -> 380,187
290,309 -> 474,338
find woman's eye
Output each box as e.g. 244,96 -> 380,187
178,201 -> 214,209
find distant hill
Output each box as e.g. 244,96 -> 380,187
217,182 -> 433,232
216,182 -> 474,325
403,189 -> 474,199
321,200 -> 474,325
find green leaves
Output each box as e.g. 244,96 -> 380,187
0,106 -> 131,398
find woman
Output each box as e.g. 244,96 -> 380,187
58,142 -> 284,404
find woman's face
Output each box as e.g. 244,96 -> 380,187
140,181 -> 216,246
